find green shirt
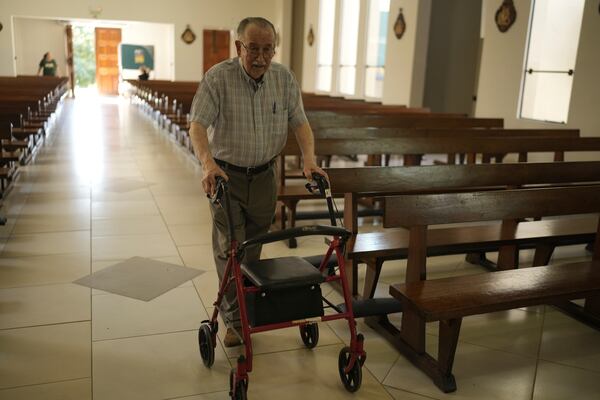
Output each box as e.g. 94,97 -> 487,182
39,59 -> 57,76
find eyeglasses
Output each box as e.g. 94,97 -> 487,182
240,41 -> 275,58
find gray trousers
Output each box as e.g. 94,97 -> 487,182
209,165 -> 277,329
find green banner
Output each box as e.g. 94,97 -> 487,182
121,44 -> 154,70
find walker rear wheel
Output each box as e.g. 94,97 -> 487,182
299,323 -> 319,349
198,323 -> 215,367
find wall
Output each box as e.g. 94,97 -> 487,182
13,18 -> 67,77
475,0 -> 599,161
0,0 -> 287,80
290,0 -> 306,83
381,0 -> 431,106
301,0 -> 319,93
423,0 -> 481,115
120,21 -> 174,80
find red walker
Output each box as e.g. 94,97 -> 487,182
198,174 -> 366,399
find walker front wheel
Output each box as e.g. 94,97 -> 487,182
338,346 -> 362,392
198,323 -> 215,367
229,369 -> 248,400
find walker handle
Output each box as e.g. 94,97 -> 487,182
209,176 -> 227,205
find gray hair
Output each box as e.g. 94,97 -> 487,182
236,17 -> 276,40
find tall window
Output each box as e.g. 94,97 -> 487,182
316,0 -> 337,92
338,0 -> 360,95
519,0 -> 585,123
364,0 -> 389,98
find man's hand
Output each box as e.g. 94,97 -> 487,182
202,160 -> 229,196
303,160 -> 328,183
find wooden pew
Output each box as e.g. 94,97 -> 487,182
321,161 -> 600,296
278,134 -> 595,245
302,93 -> 433,114
307,112 -> 503,129
0,76 -> 67,195
384,186 -> 600,392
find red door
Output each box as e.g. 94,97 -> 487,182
95,28 -> 121,95
203,30 -> 231,73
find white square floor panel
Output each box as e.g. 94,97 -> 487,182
74,256 -> 204,301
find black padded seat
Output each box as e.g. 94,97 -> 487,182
241,257 -> 326,290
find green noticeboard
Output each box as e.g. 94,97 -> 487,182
121,44 -> 154,69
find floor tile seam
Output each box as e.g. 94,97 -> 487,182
90,284 -> 196,298
529,309 -> 547,400
0,181 -> 34,254
375,352 -> 401,386
2,251 -> 91,260
91,252 -> 182,263
0,319 -> 91,332
92,324 -> 205,342
6,228 -> 91,237
163,389 -> 230,400
0,249 -> 89,260
0,280 -> 93,290
535,357 -> 600,375
224,341 -> 344,360
191,275 -> 212,311
0,376 -> 91,392
382,384 -> 441,400
452,337 -> 540,360
90,231 -> 174,240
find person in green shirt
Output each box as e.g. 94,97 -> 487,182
38,52 -> 57,76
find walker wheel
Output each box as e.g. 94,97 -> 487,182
229,368 -> 248,400
198,323 -> 215,367
338,346 -> 362,392
299,323 -> 319,349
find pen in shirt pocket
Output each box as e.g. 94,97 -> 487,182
272,101 -> 276,114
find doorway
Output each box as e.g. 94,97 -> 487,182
95,27 -> 121,95
203,30 -> 230,73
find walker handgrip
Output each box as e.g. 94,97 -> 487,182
238,225 -> 351,251
209,176 -> 227,205
305,172 -> 330,197
312,172 -> 329,193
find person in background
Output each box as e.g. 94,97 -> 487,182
138,65 -> 150,81
38,52 -> 57,76
188,17 -> 326,347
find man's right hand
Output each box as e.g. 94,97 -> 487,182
202,160 -> 228,196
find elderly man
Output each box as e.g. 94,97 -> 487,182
189,17 -> 325,347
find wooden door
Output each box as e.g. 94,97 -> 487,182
203,30 -> 231,73
95,28 -> 121,95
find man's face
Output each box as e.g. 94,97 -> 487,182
236,24 -> 275,80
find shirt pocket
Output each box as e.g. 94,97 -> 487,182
270,104 -> 289,135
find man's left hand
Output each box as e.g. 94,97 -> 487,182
303,161 -> 328,182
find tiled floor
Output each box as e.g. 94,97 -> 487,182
0,95 -> 598,399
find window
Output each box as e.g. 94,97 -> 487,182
316,0 -> 337,92
519,0 -> 585,123
364,0 -> 389,98
337,0 -> 360,95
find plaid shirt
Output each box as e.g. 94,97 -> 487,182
190,58 -> 308,167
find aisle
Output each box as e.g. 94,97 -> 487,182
0,96 -> 598,400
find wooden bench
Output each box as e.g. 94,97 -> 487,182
302,93 -> 433,114
0,76 -> 67,195
383,186 -> 600,392
278,136 -> 599,247
333,161 -> 600,297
